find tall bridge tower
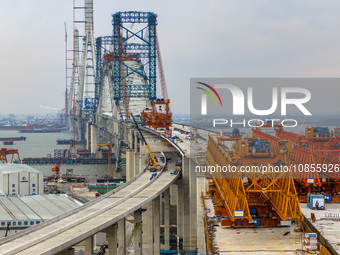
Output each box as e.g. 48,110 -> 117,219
66,0 -> 97,140
111,11 -> 157,118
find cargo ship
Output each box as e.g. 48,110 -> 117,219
0,136 -> 26,145
56,139 -> 87,145
19,128 -> 66,133
19,124 -> 66,133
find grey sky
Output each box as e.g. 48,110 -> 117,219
1,0 -> 340,115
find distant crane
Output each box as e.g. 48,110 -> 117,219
0,148 -> 21,164
156,29 -> 169,100
52,149 -> 67,179
34,114 -> 49,129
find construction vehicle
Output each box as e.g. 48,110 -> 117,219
130,112 -> 161,171
51,149 -> 67,179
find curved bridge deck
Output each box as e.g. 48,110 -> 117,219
0,169 -> 179,255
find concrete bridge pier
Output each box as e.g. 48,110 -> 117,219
189,158 -> 197,248
153,196 -> 161,254
104,224 -> 118,255
84,236 -> 94,255
164,188 -> 170,250
90,124 -> 98,155
134,131 -> 141,176
126,148 -> 134,181
196,172 -> 206,253
86,122 -> 91,151
147,201 -> 154,255
117,218 -> 126,254
134,210 -> 143,255
134,151 -> 140,176
176,156 -> 191,248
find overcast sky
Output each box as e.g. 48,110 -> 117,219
1,0 -> 340,115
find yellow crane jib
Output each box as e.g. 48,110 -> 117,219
129,112 -> 161,170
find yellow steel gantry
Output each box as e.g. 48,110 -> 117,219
206,133 -> 301,227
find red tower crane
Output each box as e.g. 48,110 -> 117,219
52,149 -> 67,178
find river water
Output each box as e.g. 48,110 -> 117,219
0,130 -> 108,176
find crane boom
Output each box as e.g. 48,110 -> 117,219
130,112 -> 160,169
52,149 -> 67,178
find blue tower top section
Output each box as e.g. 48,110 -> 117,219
111,11 -> 157,102
112,11 -> 157,24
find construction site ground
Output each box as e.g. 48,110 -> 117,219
204,197 -> 303,254
171,123 -> 210,156
300,203 -> 340,254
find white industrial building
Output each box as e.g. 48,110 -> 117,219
0,194 -> 83,237
0,164 -> 43,196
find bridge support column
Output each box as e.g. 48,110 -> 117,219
134,152 -> 139,176
177,180 -> 184,239
153,196 -> 161,255
134,210 -> 143,255
86,122 -> 91,151
170,184 -> 177,206
147,202 -> 154,255
189,158 -> 197,247
183,157 -> 191,247
126,149 -> 134,181
90,124 -> 98,154
84,236 -> 94,255
177,157 -> 190,248
105,224 -> 117,255
164,188 -> 170,250
129,129 -> 134,149
140,153 -> 147,172
197,177 -> 206,254
134,131 -> 139,151
118,218 -> 126,254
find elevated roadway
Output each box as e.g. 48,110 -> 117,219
0,166 -> 179,254
0,124 -> 208,255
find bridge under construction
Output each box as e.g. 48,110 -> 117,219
1,1 -> 340,255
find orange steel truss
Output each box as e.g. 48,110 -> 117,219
276,127 -> 340,150
275,128 -> 306,146
254,128 -> 322,186
287,144 -> 322,187
206,134 -> 301,226
0,148 -> 21,164
141,99 -> 172,130
275,128 -> 340,183
307,139 -> 340,150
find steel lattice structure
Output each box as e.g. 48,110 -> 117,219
112,11 -> 157,102
205,134 -> 301,226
